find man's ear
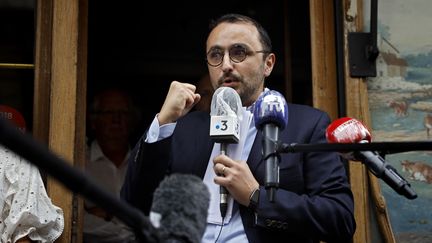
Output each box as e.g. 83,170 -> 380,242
264,53 -> 275,77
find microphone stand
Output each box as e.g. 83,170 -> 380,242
277,141 -> 430,200
278,141 -> 432,154
0,118 -> 160,243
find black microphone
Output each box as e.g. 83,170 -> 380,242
353,149 -> 417,199
326,117 -> 417,199
253,90 -> 288,202
209,86 -> 242,217
150,173 -> 210,243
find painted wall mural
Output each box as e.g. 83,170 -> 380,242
366,0 -> 432,242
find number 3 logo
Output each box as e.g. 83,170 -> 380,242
220,120 -> 228,131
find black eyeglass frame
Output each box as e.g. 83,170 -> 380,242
206,44 -> 270,67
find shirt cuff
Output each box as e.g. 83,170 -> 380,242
145,114 -> 176,143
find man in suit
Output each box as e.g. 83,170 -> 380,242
121,13 -> 356,243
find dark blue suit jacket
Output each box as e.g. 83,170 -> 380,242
121,103 -> 356,243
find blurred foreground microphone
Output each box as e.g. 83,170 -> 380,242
150,173 -> 210,243
326,117 -> 417,199
253,90 -> 288,202
209,86 -> 243,217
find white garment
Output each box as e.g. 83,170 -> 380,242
0,146 -> 64,243
83,141 -> 136,243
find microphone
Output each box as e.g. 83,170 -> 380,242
326,117 -> 417,199
253,90 -> 288,202
209,86 -> 243,217
150,173 -> 210,243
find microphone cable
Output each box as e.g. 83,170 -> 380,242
215,151 -> 226,243
214,217 -> 225,243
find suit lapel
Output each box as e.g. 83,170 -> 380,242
247,130 -> 263,173
194,115 -> 215,178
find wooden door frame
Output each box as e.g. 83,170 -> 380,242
309,0 -> 395,242
34,0 -> 87,242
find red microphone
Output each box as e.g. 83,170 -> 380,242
326,117 -> 371,144
326,117 -> 417,199
325,117 -> 371,160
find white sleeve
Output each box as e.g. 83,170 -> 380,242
145,114 -> 176,143
0,148 -> 64,243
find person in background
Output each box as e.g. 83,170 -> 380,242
0,105 -> 64,243
83,88 -> 138,243
121,13 -> 355,243
194,74 -> 214,113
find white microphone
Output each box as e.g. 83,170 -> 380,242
209,86 -> 242,217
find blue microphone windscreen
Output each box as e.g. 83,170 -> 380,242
253,90 -> 288,130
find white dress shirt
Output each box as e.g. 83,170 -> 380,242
83,140 -> 137,243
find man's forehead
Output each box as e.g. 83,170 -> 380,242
206,22 -> 259,48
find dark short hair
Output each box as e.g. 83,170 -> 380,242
208,13 -> 272,54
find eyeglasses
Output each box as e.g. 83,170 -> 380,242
206,44 -> 269,67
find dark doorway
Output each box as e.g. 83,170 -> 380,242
0,5 -> 35,132
87,1 -> 311,140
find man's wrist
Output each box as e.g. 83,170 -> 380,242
248,187 -> 260,211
